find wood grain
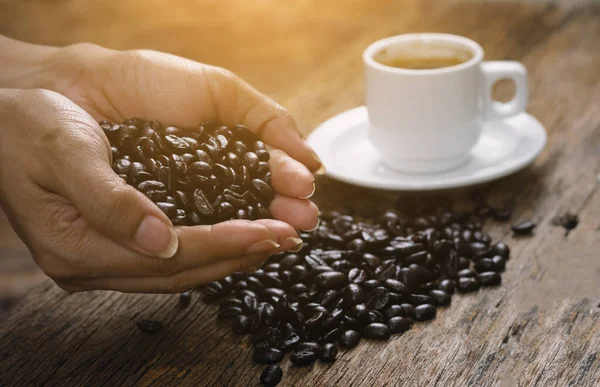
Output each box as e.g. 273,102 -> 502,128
0,0 -> 599,386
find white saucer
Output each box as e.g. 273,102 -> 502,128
307,106 -> 547,191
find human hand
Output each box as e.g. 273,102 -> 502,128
0,44 -> 321,293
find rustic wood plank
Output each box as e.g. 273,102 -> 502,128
0,0 -> 599,386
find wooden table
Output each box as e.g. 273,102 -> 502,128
1,0 -> 599,385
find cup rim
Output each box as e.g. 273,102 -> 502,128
363,33 -> 484,74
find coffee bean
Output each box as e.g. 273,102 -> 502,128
339,329 -> 361,348
260,365 -> 282,386
478,272 -> 502,286
438,279 -> 455,294
414,304 -> 437,321
399,303 -> 416,319
290,350 -> 318,366
320,343 -> 338,362
233,315 -> 250,334
295,342 -> 321,355
511,220 -> 536,235
366,287 -> 390,311
136,320 -> 163,334
493,242 -> 510,259
348,304 -> 369,321
156,202 -> 177,218
388,316 -> 411,333
315,271 -> 348,290
457,277 -> 480,293
363,323 -> 391,340
428,290 -> 451,306
252,179 -> 274,201
193,189 -> 215,218
253,348 -> 284,364
341,284 -> 365,305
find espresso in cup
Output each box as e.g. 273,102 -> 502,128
374,43 -> 473,70
363,33 -> 528,173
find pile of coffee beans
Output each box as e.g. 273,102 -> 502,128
101,118 -> 274,225
200,205 -> 512,385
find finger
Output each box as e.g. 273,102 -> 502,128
56,160 -> 179,259
269,195 -> 319,232
269,150 -> 315,199
253,219 -> 303,253
63,253 -> 269,293
110,51 -> 323,172
67,220 -> 280,278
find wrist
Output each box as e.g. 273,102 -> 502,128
0,36 -> 109,93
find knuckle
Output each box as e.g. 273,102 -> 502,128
151,258 -> 178,277
166,276 -> 192,294
102,182 -> 134,230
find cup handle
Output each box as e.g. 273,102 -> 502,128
480,61 -> 528,121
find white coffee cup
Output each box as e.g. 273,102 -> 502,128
363,33 -> 528,173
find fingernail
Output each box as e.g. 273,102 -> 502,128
298,182 -> 316,200
245,239 -> 280,255
285,237 -> 304,252
300,218 -> 320,233
308,147 -> 326,175
315,163 -> 326,176
134,215 -> 179,259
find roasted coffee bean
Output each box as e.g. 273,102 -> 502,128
458,268 -> 476,278
511,220 -> 536,235
493,242 -> 510,259
319,328 -> 342,344
457,277 -> 480,293
260,365 -> 282,386
341,284 -> 365,305
233,315 -> 250,334
349,304 -> 369,321
295,342 -> 321,355
136,320 -> 163,334
384,279 -> 408,294
428,290 -> 451,306
366,310 -> 384,324
399,303 -> 416,319
366,287 -> 390,310
253,348 -> 284,364
348,268 -> 368,284
320,343 -> 338,362
388,316 -> 411,333
276,333 -> 301,352
290,350 -> 318,366
218,306 -> 243,319
363,323 -> 391,340
315,272 -> 348,290
193,189 -> 216,217
414,304 -> 437,321
438,279 -> 455,294
339,329 -> 361,348
478,271 -> 502,286
408,294 -> 434,306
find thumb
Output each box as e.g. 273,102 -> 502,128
61,163 -> 178,259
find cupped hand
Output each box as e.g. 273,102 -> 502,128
0,44 -> 321,293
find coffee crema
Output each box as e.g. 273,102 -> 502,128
374,44 -> 473,70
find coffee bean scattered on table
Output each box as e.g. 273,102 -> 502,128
136,320 -> 163,334
193,204 -> 513,385
511,220 -> 536,235
100,118 -> 274,225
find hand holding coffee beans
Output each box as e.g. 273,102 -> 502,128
0,38 -> 322,293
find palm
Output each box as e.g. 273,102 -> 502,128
60,48 -> 319,232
